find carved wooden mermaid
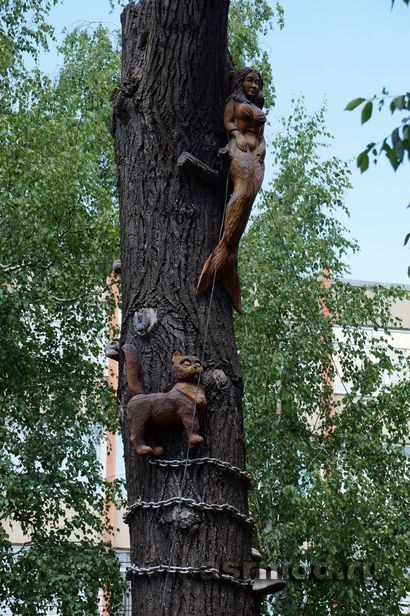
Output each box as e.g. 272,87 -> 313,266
197,68 -> 266,313
123,344 -> 207,455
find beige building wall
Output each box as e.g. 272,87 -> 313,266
105,297 -> 130,554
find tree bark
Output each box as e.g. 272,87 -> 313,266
113,1 -> 255,614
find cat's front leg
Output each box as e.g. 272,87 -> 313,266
180,407 -> 203,447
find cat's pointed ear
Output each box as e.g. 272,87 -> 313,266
172,351 -> 182,363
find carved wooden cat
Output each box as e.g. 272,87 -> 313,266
123,344 -> 207,456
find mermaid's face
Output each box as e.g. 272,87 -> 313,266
241,71 -> 261,100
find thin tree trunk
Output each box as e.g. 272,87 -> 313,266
113,1 -> 255,614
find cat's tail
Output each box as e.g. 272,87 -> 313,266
196,240 -> 242,313
123,343 -> 144,397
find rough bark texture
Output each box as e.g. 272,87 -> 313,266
113,1 -> 255,614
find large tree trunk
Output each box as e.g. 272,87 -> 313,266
113,1 -> 255,614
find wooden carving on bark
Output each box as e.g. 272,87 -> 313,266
124,344 -> 206,456
197,68 -> 266,313
113,1 -> 259,615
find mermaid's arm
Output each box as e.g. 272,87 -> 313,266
223,98 -> 238,135
256,134 -> 266,161
223,99 -> 248,151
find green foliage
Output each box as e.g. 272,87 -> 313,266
346,92 -> 410,173
344,97 -> 365,111
0,0 -> 61,77
228,0 -> 284,109
360,100 -> 373,125
237,102 -> 410,615
0,19 -> 125,615
2,544 -> 123,615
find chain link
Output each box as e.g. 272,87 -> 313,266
124,496 -> 255,527
126,564 -> 253,588
149,457 -> 252,485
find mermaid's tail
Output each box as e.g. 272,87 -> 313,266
197,144 -> 264,314
197,239 -> 242,313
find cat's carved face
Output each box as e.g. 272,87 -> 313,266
172,351 -> 203,382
